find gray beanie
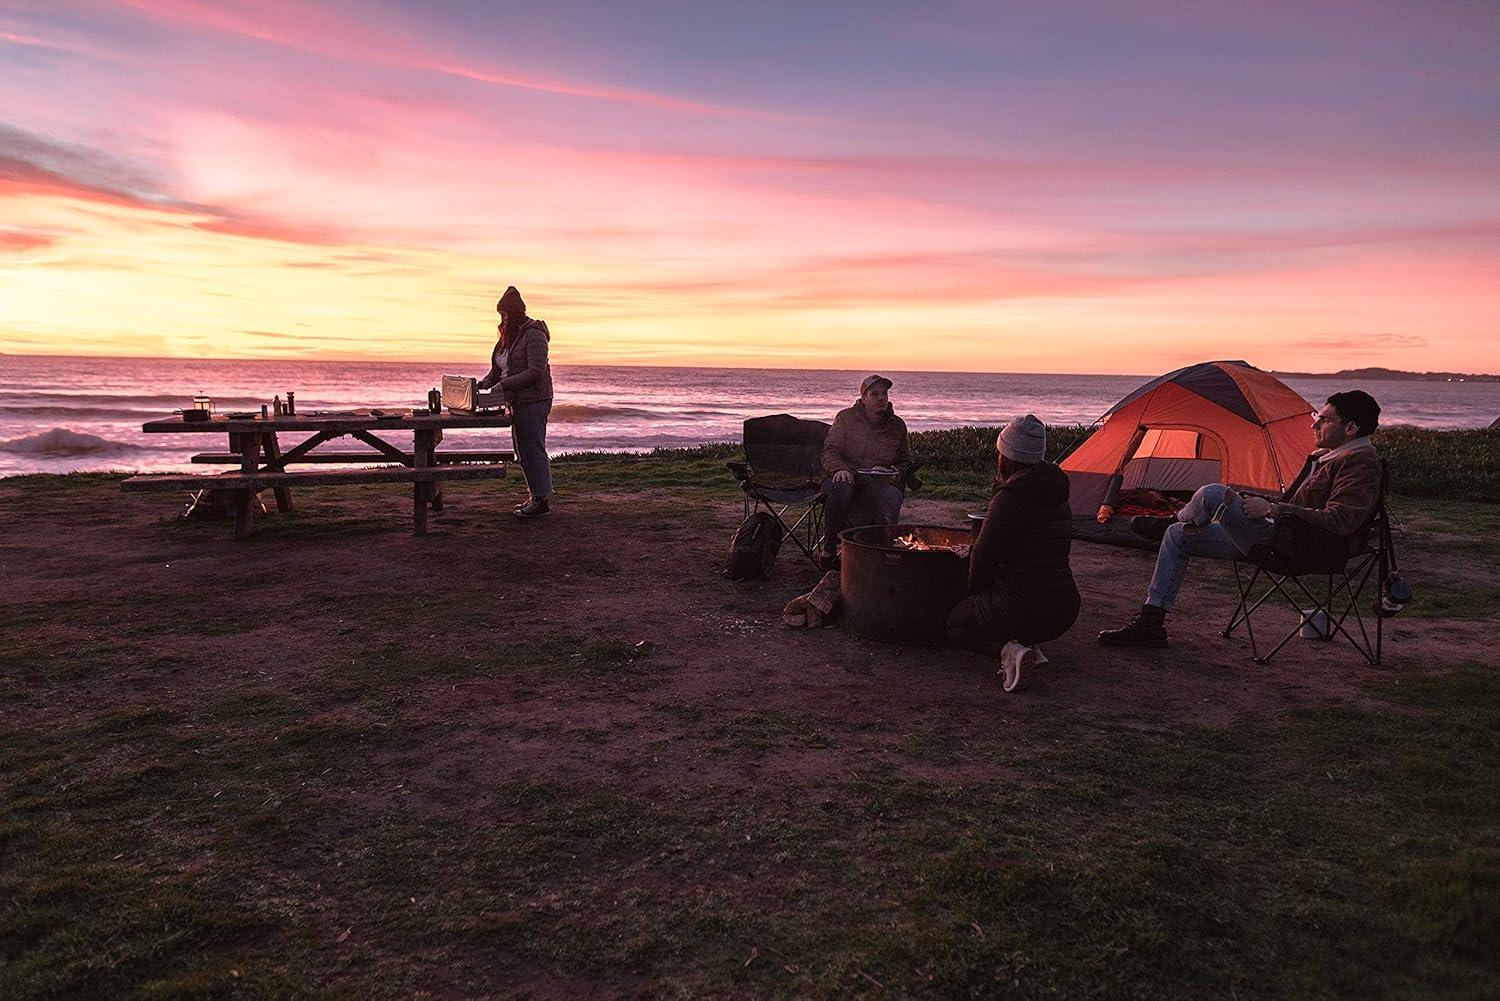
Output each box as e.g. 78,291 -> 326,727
997,414 -> 1046,463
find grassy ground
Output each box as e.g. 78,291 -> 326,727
4,655 -> 1496,998
2,434 -> 1497,998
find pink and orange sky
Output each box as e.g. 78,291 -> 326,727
2,0 -> 1497,373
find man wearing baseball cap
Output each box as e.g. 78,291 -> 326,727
817,374 -> 914,568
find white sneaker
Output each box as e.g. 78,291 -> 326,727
999,641 -> 1046,693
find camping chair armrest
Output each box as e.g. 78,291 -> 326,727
900,461 -> 923,493
725,460 -> 751,482
1256,515 -> 1364,574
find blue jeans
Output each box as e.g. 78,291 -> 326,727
511,399 -> 553,499
821,474 -> 904,552
1146,483 -> 1275,611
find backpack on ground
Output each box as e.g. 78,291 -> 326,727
723,512 -> 784,580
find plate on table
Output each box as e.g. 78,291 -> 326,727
856,467 -> 900,480
225,411 -> 258,420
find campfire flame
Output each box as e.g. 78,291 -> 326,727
891,532 -> 970,558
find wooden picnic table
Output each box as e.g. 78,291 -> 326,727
124,410 -> 513,538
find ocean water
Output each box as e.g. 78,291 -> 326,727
0,355 -> 1495,476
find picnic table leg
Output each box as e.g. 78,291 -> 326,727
413,482 -> 429,535
235,432 -> 262,473
413,429 -> 436,533
231,432 -> 270,523
233,488 -> 256,539
427,430 -> 444,511
262,432 -> 294,513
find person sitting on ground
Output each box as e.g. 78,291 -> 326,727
477,285 -> 554,518
817,374 -> 914,566
946,415 -> 1079,691
1099,390 -> 1382,648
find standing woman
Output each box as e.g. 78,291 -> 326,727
478,285 -> 554,518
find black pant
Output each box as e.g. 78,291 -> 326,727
946,588 -> 1080,656
945,596 -> 1018,657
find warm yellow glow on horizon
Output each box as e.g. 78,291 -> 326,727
4,138 -> 1497,378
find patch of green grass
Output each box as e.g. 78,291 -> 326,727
1392,492 -> 1500,560
5,667 -> 1499,996
1401,582 -> 1500,620
898,729 -> 964,764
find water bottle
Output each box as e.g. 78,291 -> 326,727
1378,573 -> 1413,616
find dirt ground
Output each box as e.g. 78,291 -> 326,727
1,474 -> 1494,997
3,477 -> 1474,726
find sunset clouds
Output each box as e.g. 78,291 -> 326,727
1,0 -> 1497,371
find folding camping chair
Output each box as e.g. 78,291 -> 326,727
726,414 -> 830,566
1222,459 -> 1394,666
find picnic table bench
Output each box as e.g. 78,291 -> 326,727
123,411 -> 513,539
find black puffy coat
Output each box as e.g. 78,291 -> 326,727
967,461 -> 1079,642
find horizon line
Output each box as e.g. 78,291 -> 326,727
4,351 -> 1481,380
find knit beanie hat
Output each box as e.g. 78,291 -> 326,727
997,414 -> 1046,463
497,286 -> 526,315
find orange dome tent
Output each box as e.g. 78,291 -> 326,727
1062,360 -> 1316,520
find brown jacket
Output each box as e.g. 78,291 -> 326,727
822,401 -> 911,478
1272,441 -> 1381,538
480,318 -> 553,405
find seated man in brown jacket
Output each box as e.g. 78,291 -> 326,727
1099,390 -> 1382,648
817,374 -> 914,565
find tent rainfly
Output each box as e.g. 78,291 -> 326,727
1062,360 -> 1316,521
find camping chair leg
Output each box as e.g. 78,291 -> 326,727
1273,557 -> 1380,667
1247,571 -> 1324,665
1226,563 -> 1290,661
1224,564 -> 1260,633
1320,553 -> 1380,666
788,500 -> 822,560
1376,606 -> 1383,666
750,499 -> 823,566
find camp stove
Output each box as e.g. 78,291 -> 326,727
441,375 -> 505,413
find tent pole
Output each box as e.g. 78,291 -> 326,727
1097,424 -> 1148,523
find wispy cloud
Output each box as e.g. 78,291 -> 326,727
0,123 -> 365,247
106,0 -> 814,120
1290,332 -> 1430,354
0,228 -> 57,252
0,123 -> 186,207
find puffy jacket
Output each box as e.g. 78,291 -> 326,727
481,318 -> 553,405
822,401 -> 912,478
968,460 -> 1079,642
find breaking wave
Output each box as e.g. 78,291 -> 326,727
549,403 -> 662,422
0,427 -> 150,457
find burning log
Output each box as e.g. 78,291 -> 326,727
891,532 -> 970,558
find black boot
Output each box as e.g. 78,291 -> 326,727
515,496 -> 551,518
1130,515 -> 1176,542
1098,603 -> 1169,647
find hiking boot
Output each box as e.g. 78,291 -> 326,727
1130,515 -> 1176,542
514,497 -> 551,518
1098,604 -> 1169,647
